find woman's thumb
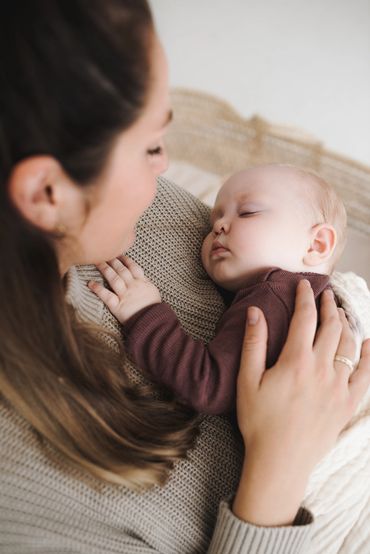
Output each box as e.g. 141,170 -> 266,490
239,307 -> 268,391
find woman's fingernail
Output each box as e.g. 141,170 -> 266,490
301,279 -> 311,288
248,307 -> 259,325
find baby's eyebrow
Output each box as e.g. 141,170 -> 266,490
237,194 -> 267,208
237,193 -> 264,204
210,207 -> 222,220
238,201 -> 265,209
237,193 -> 250,201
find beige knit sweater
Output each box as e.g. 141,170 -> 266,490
3,176 -> 366,553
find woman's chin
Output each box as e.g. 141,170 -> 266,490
90,229 -> 136,263
122,229 -> 136,253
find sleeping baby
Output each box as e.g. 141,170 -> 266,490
88,163 -> 355,414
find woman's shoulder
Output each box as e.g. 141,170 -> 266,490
128,177 -> 224,341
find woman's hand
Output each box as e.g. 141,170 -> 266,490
88,255 -> 161,323
233,279 -> 370,527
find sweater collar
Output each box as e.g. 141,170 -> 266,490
64,264 -> 104,324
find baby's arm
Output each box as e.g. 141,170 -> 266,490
88,256 -> 161,323
88,255 -> 248,414
122,300 -> 240,414
88,259 -> 295,414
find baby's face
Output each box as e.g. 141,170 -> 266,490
201,165 -> 315,291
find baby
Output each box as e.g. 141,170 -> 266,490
89,164 -> 348,414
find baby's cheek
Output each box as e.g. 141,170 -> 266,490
200,236 -> 211,266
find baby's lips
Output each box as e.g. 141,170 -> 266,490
211,239 -> 228,251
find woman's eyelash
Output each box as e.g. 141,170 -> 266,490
147,146 -> 163,156
239,211 -> 258,217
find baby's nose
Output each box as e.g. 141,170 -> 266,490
213,219 -> 228,234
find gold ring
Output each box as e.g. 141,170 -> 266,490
334,355 -> 354,373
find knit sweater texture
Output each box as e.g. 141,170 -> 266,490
3,177 -> 367,553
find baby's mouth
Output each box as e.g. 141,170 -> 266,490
211,240 -> 229,255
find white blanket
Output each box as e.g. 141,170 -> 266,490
305,271 -> 370,553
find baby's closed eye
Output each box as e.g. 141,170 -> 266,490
239,210 -> 262,218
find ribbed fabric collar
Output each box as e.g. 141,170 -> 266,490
64,264 -> 104,325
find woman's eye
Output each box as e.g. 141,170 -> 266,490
147,146 -> 163,157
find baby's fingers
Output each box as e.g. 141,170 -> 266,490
87,281 -> 120,313
118,255 -> 145,279
96,261 -> 129,296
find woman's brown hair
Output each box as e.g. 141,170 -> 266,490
0,0 -> 199,489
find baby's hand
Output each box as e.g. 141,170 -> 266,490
88,255 -> 161,323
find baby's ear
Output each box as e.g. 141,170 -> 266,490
303,223 -> 337,267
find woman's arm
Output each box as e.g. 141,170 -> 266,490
207,280 -> 370,554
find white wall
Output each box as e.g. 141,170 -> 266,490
150,0 -> 370,167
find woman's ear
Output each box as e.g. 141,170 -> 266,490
7,156 -> 78,232
303,223 -> 337,267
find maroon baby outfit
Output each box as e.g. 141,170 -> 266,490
122,268 -> 329,414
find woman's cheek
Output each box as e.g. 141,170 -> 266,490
148,146 -> 168,176
155,152 -> 169,175
143,174 -> 158,208
124,228 -> 136,251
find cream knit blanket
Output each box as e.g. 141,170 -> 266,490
304,269 -> 370,554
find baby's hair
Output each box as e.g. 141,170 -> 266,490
277,164 -> 347,271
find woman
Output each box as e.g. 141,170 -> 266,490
1,1 -> 369,552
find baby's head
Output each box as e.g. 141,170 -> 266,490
201,164 -> 347,292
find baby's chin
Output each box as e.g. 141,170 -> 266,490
207,266 -> 274,292
206,270 -> 243,293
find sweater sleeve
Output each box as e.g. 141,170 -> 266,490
208,500 -> 313,554
122,299 -> 250,415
